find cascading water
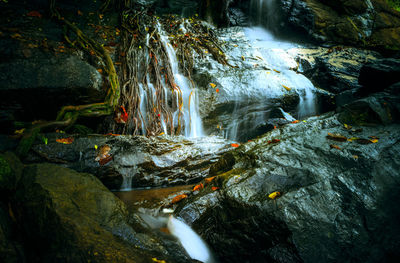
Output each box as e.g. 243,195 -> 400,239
223,24 -> 317,141
159,26 -> 204,138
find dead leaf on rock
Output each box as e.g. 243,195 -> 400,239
327,132 -> 347,142
171,194 -> 187,204
330,144 -> 341,150
268,191 -> 282,200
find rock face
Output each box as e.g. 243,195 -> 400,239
175,89 -> 400,262
13,162 -> 194,263
25,135 -> 231,190
277,0 -> 400,50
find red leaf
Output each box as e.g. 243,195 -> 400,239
267,139 -> 280,144
98,155 -> 113,166
27,11 -> 42,18
231,143 -> 239,147
56,137 -> 74,144
291,120 -> 299,124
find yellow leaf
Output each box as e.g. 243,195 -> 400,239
139,45 -> 142,49
159,132 -> 164,136
241,55 -> 245,61
347,137 -> 359,142
209,83 -> 216,88
268,191 -> 282,200
145,27 -> 149,31
344,123 -> 352,130
152,258 -> 166,263
94,145 -> 98,150
282,85 -> 291,91
370,139 -> 378,143
14,128 -> 25,134
266,71 -> 271,74
353,155 -> 359,159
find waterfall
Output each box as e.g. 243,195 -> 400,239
159,26 -> 204,138
250,0 -> 277,27
167,216 -> 213,263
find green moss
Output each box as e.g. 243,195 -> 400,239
387,0 -> 400,12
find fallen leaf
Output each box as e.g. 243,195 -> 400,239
282,85 -> 291,91
27,11 -> 42,18
268,191 -> 281,200
267,139 -> 280,144
212,187 -> 220,191
330,144 -> 341,150
105,133 -> 120,136
291,120 -> 299,124
193,183 -> 204,191
77,10 -> 83,16
14,128 -> 25,134
97,68 -> 103,73
216,88 -> 220,93
209,83 -> 216,88
98,155 -> 113,166
99,14 -> 104,19
327,132 -> 347,142
353,155 -> 359,159
273,69 -> 281,73
11,33 -> 22,39
343,123 -> 352,130
241,55 -> 245,61
56,137 -> 74,144
205,176 -> 216,184
94,145 -> 98,149
152,258 -> 166,263
370,139 -> 379,143
171,194 -> 187,204
355,138 -> 374,145
231,143 -> 240,147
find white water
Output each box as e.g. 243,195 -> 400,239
168,216 -> 213,263
159,26 -> 204,138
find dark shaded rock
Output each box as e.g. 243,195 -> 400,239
278,0 -> 400,50
14,163 -> 194,263
0,152 -> 24,193
337,89 -> 400,125
0,203 -> 24,263
24,135 -> 231,190
296,46 -> 381,94
175,99 -> 400,262
358,58 -> 400,94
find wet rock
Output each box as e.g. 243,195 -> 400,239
14,162 -> 195,263
175,95 -> 400,262
194,26 -> 318,141
24,134 -> 231,190
278,0 -> 400,51
358,58 -> 400,94
295,46 -> 382,94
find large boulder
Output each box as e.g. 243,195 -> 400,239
277,0 -> 400,50
358,58 -> 400,94
174,91 -> 400,262
14,162 -> 195,263
24,134 -> 231,190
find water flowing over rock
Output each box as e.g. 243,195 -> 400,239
25,134 -> 232,190
174,89 -> 400,263
193,26 -> 320,141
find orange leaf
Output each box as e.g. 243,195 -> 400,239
27,11 -> 42,18
231,143 -> 240,147
211,187 -> 220,191
205,176 -> 216,184
171,194 -> 187,204
330,144 -> 341,150
193,183 -> 204,191
97,68 -> 103,73
216,88 -> 220,93
98,155 -> 113,166
291,120 -> 299,124
56,137 -> 74,144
